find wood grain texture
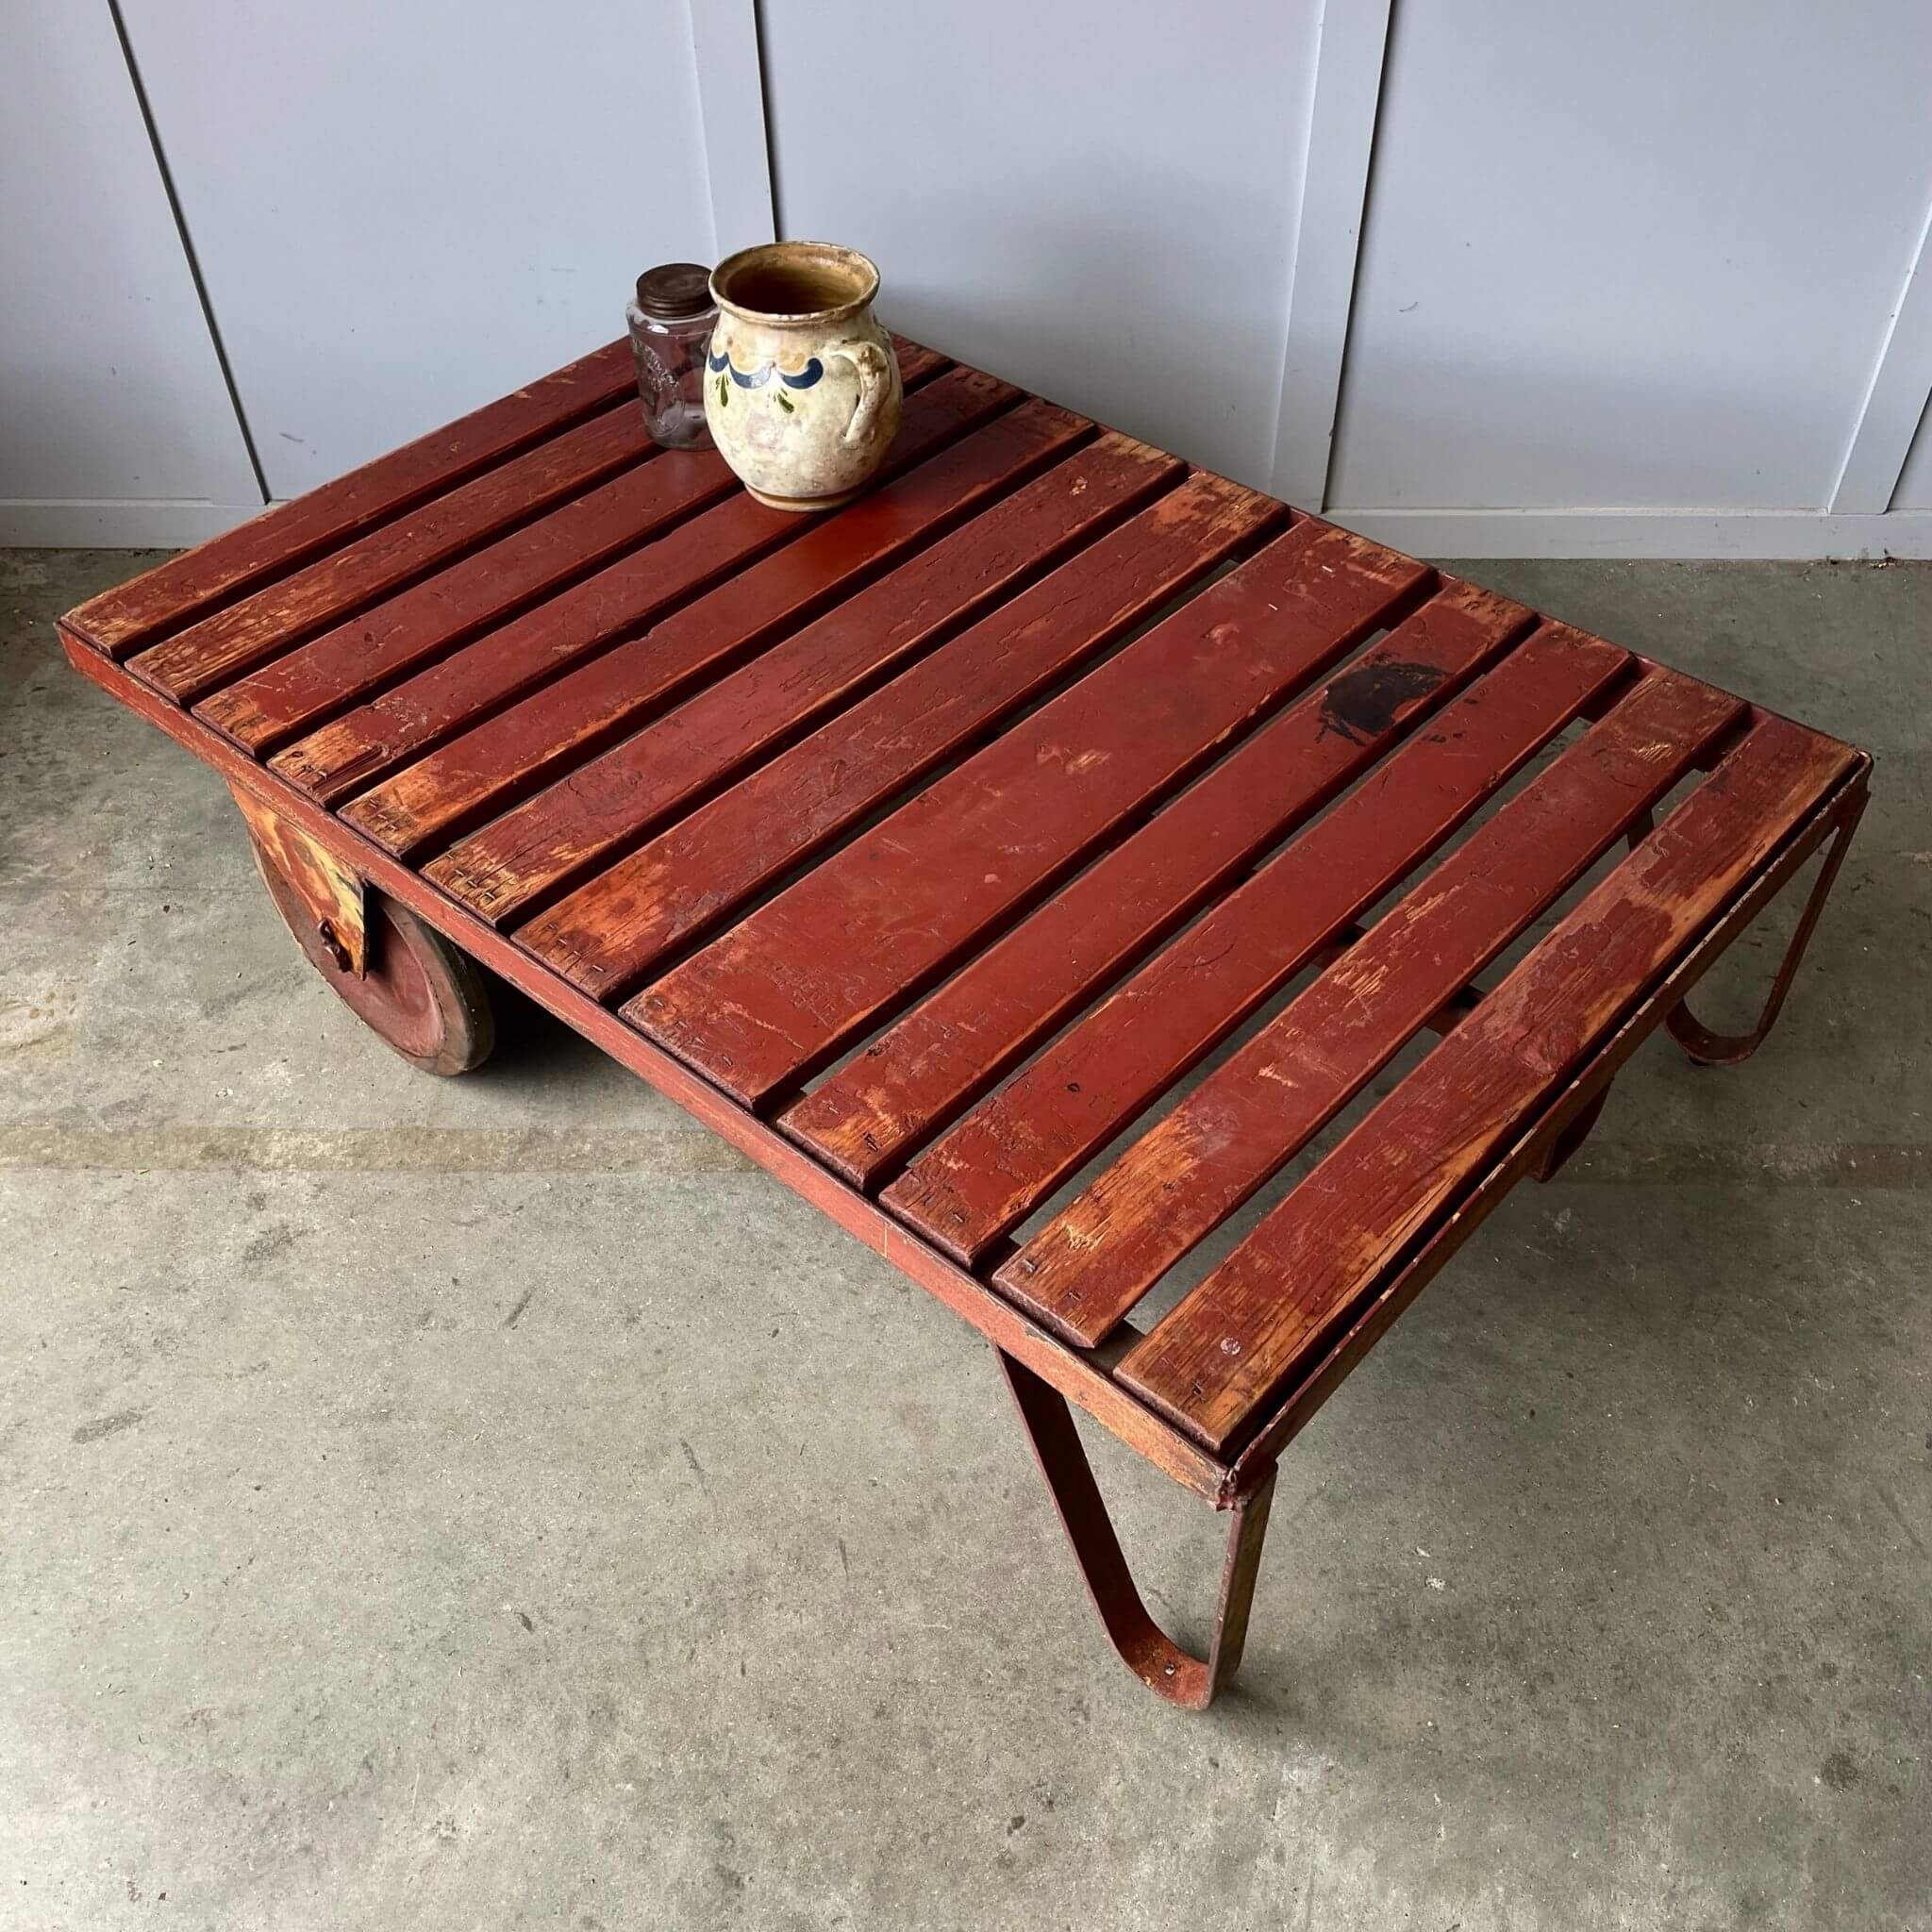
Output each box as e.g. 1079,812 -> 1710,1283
636,521 -> 1431,1105
59,326 -> 1874,1523
882,624 -> 1631,1265
783,577 -> 1534,1186
196,358 -> 970,761
61,339 -> 637,659
408,425 -> 1172,913
1220,757 -> 1868,1492
274,356 -> 991,810
1118,715 -> 1860,1454
995,671 -> 1744,1344
58,630 -> 1229,1504
228,781 -> 367,975
351,396 -> 1117,876
506,473 -> 1284,1001
121,345 -> 945,708
197,448 -> 741,753
125,407 -> 657,703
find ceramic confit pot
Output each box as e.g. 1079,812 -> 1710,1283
703,242 -> 903,511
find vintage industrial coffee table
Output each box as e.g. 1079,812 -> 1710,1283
61,336 -> 1870,1708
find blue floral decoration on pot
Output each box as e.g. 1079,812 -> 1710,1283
708,350 -> 825,391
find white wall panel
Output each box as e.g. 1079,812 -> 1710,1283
1892,396 -> 1932,508
9,0 -> 1931,555
0,2 -> 259,538
758,0 -> 1321,491
1327,0 -> 1932,515
118,0 -> 716,500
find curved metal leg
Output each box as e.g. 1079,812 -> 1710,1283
997,1350 -> 1274,1709
1638,787 -> 1867,1068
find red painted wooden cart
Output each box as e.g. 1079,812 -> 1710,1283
61,335 -> 1869,1707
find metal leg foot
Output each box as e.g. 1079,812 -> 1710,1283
997,1350 -> 1274,1709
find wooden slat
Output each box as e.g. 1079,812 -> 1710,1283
401,426 -> 1172,904
1118,715 -> 1859,1454
995,671 -> 1744,1343
340,392 -> 1105,868
275,358 -> 999,808
881,624 -> 1632,1265
503,472 -> 1283,1001
635,521 -> 1431,1105
882,341 -> 949,389
783,578 -> 1533,1187
61,338 -> 638,658
200,358 -> 969,758
197,450 -> 741,753
59,625 -> 1229,1506
126,407 -> 655,704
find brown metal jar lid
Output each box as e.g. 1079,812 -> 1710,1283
634,261 -> 715,321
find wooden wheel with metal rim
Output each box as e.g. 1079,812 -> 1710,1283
247,831 -> 495,1075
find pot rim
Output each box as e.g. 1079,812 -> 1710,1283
710,242 -> 881,327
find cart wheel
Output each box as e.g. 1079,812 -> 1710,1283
248,832 -> 494,1075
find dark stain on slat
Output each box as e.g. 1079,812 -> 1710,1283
1319,658 -> 1447,744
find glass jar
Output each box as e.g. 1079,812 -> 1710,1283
625,262 -> 716,450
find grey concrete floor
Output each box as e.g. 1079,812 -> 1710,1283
2,545 -> 1927,1931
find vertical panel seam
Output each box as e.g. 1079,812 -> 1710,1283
105,0 -> 270,507
752,0 -> 785,242
1265,0 -> 1398,512
1827,180 -> 1932,516
687,0 -> 780,258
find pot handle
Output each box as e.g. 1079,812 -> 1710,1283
825,337 -> 892,447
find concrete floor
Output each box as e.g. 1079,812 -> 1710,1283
2,545 -> 1926,1930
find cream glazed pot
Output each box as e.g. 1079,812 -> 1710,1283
703,242 -> 903,510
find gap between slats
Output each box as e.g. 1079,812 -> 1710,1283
991,669 -> 1747,1347
816,636 -> 1614,1239
630,522 -> 1445,1108
282,371 -> 1031,810
500,475 -> 1292,1004
63,338 -> 641,658
128,400 -> 665,703
125,342 -> 953,711
1114,712 -> 1858,1453
877,623 -> 1641,1271
773,575 -> 1541,1188
326,391 -> 1109,861
235,353 -> 984,770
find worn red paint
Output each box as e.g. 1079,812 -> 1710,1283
54,327 -> 1871,1708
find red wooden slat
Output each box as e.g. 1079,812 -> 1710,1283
502,472 -> 1284,1001
782,578 -> 1533,1187
881,624 -> 1631,1265
196,450 -> 741,753
339,394 -> 1112,868
126,407 -> 655,704
402,427 -> 1174,905
995,670 -> 1744,1344
60,625 -> 1227,1506
69,332 -> 946,666
62,339 -> 638,659
199,354 -> 960,758
635,521 -> 1431,1106
272,360 -> 999,808
1118,715 -> 1859,1454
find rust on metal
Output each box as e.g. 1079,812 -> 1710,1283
998,1350 -> 1276,1709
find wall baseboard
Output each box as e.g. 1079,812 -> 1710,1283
0,498 -> 264,549
8,496 -> 1929,563
1324,506 -> 1932,560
